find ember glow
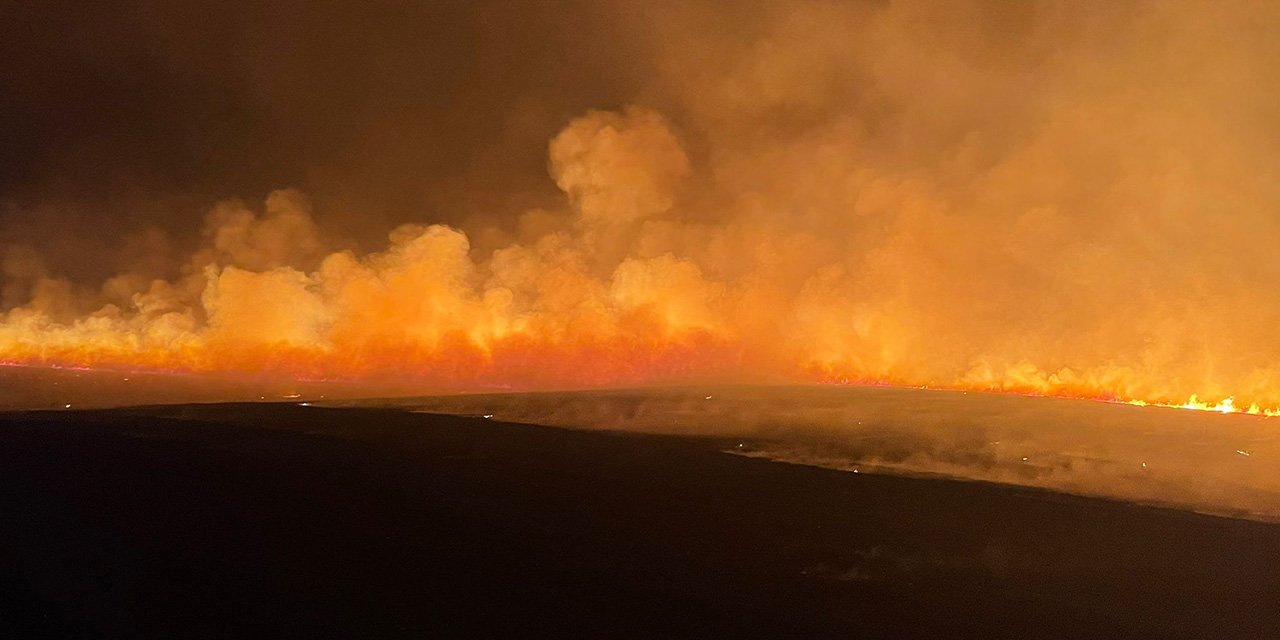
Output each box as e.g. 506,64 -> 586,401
5,2 -> 1280,414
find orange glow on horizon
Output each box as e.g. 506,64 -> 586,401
7,101 -> 1280,417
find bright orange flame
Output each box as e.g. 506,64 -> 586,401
5,107 -> 1280,416
1125,395 -> 1280,418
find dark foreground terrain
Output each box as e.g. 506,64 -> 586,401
2,403 -> 1279,638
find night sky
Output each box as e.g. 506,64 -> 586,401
0,0 -> 675,275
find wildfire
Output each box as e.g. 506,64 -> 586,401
817,374 -> 1280,419
1127,395 -> 1280,417
5,106 -> 1280,417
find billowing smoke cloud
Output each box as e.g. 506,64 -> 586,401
4,1 -> 1280,409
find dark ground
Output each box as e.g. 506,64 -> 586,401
1,403 -> 1278,639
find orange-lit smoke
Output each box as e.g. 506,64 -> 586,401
5,1 -> 1280,413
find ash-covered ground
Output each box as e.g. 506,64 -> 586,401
3,373 -> 1280,637
354,385 -> 1280,521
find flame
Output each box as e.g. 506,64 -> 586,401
6,103 -> 1280,417
1126,395 -> 1280,417
1119,395 -> 1280,417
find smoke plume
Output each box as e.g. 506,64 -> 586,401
4,1 -> 1280,410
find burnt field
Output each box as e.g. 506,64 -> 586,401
2,401 -> 1279,638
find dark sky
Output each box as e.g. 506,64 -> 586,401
0,0 -> 666,276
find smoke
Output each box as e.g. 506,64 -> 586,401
4,1 -> 1280,408
385,386 -> 1280,520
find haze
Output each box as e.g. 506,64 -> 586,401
4,1 -> 1280,410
